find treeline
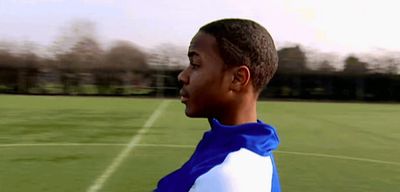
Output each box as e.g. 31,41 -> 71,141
1,44 -> 399,101
0,21 -> 399,101
263,46 -> 400,101
0,39 -> 151,95
264,73 -> 400,101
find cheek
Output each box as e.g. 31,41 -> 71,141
184,74 -> 219,115
191,76 -> 226,107
190,72 -> 218,96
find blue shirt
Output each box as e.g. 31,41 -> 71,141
155,118 -> 280,192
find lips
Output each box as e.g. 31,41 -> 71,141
180,89 -> 189,103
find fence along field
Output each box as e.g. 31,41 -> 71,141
0,95 -> 399,192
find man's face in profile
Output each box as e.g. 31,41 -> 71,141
178,31 -> 232,118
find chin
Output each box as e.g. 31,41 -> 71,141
184,107 -> 205,118
184,109 -> 197,117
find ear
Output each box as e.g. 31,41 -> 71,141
230,65 -> 251,92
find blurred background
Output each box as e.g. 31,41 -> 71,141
1,1 -> 400,192
1,0 -> 399,101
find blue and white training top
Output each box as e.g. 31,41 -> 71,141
155,118 -> 280,192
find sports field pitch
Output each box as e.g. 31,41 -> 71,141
0,95 -> 399,192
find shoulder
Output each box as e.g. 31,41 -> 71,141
189,148 -> 274,192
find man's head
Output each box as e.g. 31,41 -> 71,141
200,18 -> 278,90
178,18 -> 278,118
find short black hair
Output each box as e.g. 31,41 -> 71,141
199,18 -> 278,91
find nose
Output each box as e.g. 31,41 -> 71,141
178,68 -> 189,85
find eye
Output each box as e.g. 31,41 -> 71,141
190,63 -> 200,69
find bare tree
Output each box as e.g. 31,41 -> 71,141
104,41 -> 147,71
51,20 -> 103,94
93,40 -> 148,94
149,43 -> 187,97
304,48 -> 340,73
277,45 -> 308,73
317,60 -> 336,73
149,43 -> 187,69
50,19 -> 98,56
365,51 -> 400,74
343,55 -> 369,74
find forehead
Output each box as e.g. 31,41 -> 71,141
188,31 -> 219,55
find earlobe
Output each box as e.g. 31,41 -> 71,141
230,66 -> 251,92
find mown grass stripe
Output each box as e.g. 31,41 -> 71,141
1,142 -> 399,167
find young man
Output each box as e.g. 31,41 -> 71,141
155,18 -> 280,192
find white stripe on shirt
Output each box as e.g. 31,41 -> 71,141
189,148 -> 273,192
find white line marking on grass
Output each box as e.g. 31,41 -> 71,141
2,142 -> 399,167
0,143 -> 193,148
86,100 -> 170,192
136,143 -> 195,148
275,150 -> 400,166
0,143 -> 126,147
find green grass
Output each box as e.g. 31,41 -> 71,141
0,95 -> 399,192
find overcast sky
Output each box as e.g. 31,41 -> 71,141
1,0 -> 399,55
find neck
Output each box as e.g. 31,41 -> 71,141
216,95 -> 258,126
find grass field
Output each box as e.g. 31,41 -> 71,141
0,95 -> 399,192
